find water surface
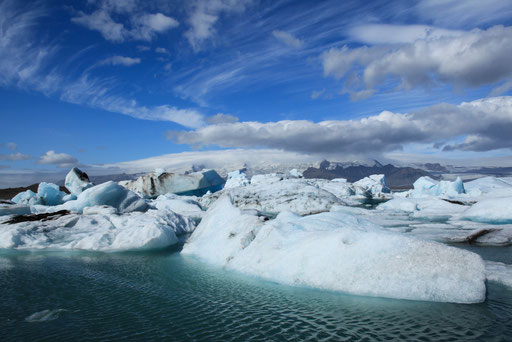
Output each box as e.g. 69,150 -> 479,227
0,246 -> 511,341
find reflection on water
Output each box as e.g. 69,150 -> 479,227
0,247 -> 511,341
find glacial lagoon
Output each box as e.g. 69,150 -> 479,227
1,245 -> 511,341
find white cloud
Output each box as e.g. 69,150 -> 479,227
71,4 -> 178,42
167,96 -> 512,154
205,113 -> 239,124
311,89 -> 324,100
416,0 -> 512,28
348,24 -> 463,45
100,55 -> 141,66
323,25 -> 512,96
72,9 -> 125,42
6,142 -> 17,150
185,0 -> 253,51
272,30 -> 303,48
38,150 -> 79,167
155,47 -> 169,54
0,152 -> 31,161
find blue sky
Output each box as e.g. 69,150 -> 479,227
1,0 -> 512,183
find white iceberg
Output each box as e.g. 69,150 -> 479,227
354,174 -> 391,198
485,261 -> 512,288
121,169 -> 225,197
12,183 -> 68,206
65,167 -> 94,195
62,181 -> 148,214
152,193 -> 204,220
411,176 -> 465,198
183,196 -> 486,304
0,208 -> 194,251
460,197 -> 512,224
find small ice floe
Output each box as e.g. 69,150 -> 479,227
25,309 -> 68,322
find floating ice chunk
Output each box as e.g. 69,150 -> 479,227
25,309 -> 68,322
225,177 -> 345,215
121,169 -> 225,197
460,197 -> 512,224
65,167 -> 94,195
354,174 -> 391,198
224,170 -> 250,189
183,195 -> 486,303
485,261 -> 512,288
411,176 -> 465,198
0,209 -> 193,251
464,176 -> 512,198
11,190 -> 42,206
36,182 -> 67,206
63,181 -> 148,214
0,203 -> 31,216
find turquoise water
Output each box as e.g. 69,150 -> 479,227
1,246 -> 511,341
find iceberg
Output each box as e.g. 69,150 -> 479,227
65,167 -> 94,195
121,169 -> 225,197
183,196 -> 486,303
485,261 -> 512,288
354,174 -> 391,198
0,208 -> 194,251
460,197 -> 512,224
62,181 -> 148,214
12,183 -> 69,206
411,176 -> 465,198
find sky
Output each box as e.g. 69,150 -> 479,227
1,0 -> 512,186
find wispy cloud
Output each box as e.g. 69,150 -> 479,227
0,0 -> 203,128
168,96 -> 512,154
0,152 -> 31,161
99,55 -> 141,66
71,1 -> 179,42
184,0 -> 253,51
272,30 -> 303,48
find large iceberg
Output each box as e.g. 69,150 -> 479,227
62,181 -> 148,214
0,208 -> 194,251
460,197 -> 512,224
224,170 -> 250,189
65,167 -> 94,195
183,196 -> 486,303
354,174 -> 391,199
121,169 -> 225,197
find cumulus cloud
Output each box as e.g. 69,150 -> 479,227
38,150 -> 79,167
185,0 -> 253,51
167,96 -> 512,154
100,55 -> 141,66
0,153 -> 31,161
323,25 -> 512,96
272,30 -> 303,48
205,113 -> 238,124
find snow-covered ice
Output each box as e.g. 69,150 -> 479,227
410,176 -> 465,198
354,174 -> 391,199
224,170 -> 250,189
183,195 -> 486,304
0,208 -> 194,251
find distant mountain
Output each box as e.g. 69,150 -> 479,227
303,160 -> 434,189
